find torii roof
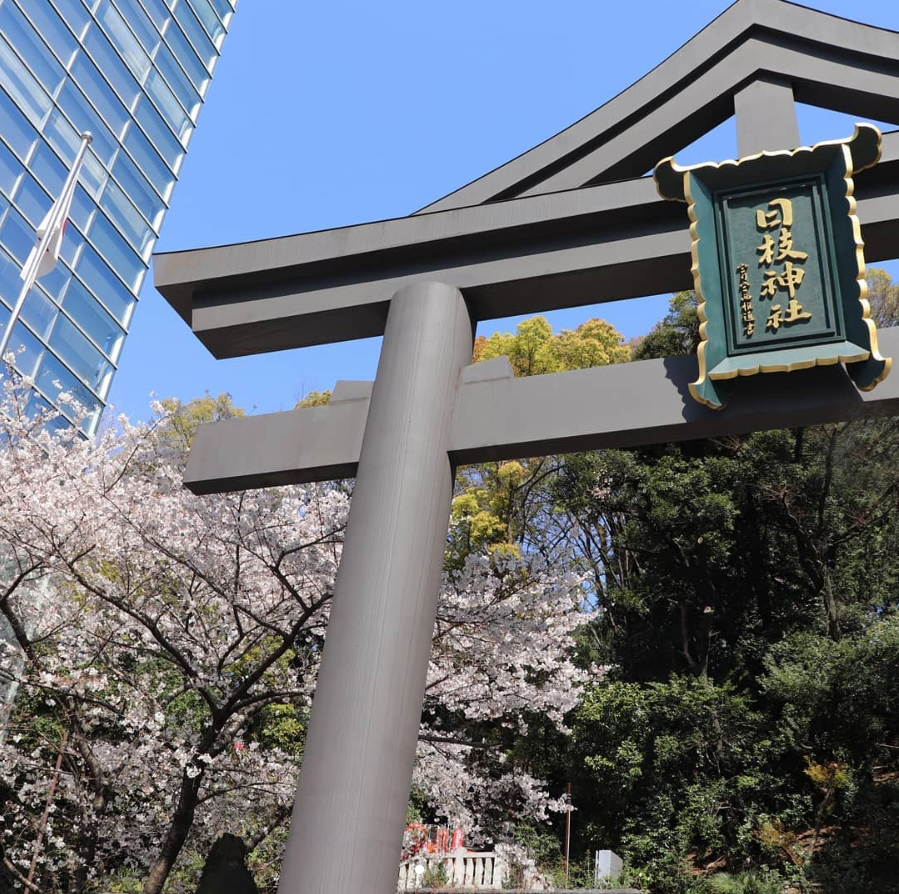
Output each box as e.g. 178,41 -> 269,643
155,0 -> 899,359
418,0 -> 899,211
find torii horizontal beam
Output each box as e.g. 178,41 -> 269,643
183,326 -> 899,495
155,132 -> 899,360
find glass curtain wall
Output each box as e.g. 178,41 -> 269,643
0,0 -> 234,433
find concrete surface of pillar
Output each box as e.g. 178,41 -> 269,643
277,281 -> 474,894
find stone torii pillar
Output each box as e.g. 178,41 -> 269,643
276,282 -> 473,893
153,4 -> 899,892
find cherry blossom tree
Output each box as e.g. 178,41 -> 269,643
0,379 -> 345,893
0,376 -> 589,892
419,550 -> 590,839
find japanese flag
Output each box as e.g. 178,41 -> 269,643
0,132 -> 91,363
21,167 -> 78,282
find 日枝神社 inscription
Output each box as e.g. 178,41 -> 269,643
655,123 -> 891,409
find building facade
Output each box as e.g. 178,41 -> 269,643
0,0 -> 234,433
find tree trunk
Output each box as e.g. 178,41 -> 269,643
141,769 -> 203,894
679,602 -> 702,676
66,718 -> 113,894
70,783 -> 111,893
822,566 -> 842,641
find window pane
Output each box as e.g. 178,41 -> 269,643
0,139 -> 21,197
13,171 -> 51,227
43,109 -> 108,199
137,0 -> 171,31
56,80 -> 118,166
24,391 -> 54,423
1,205 -> 34,264
78,407 -> 101,435
20,287 -> 58,340
23,399 -> 74,436
133,93 -> 182,168
69,184 -> 95,233
6,321 -> 42,376
0,1 -> 66,97
0,89 -> 38,160
81,150 -> 109,200
112,153 -> 164,230
50,313 -> 112,388
145,68 -> 190,143
0,35 -> 52,128
70,52 -> 129,138
88,212 -> 145,291
13,0 -> 77,67
84,21 -> 140,111
63,276 -> 125,360
110,0 -> 160,58
59,215 -> 81,267
38,261 -> 71,299
76,242 -> 134,323
172,0 -> 215,71
185,0 -> 224,47
43,107 -> 79,158
123,121 -> 172,199
208,0 -> 232,19
0,247 -> 22,311
36,350 -> 100,413
154,41 -> 200,119
161,15 -> 207,93
100,177 -> 153,258
48,0 -> 91,40
98,0 -> 151,83
29,140 -> 65,196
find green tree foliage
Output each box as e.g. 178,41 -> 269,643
156,392 -> 245,452
571,677 -> 791,890
866,267 -> 899,328
296,389 -> 332,408
473,315 -> 631,376
448,316 -> 630,568
632,291 -> 700,360
540,276 -> 899,892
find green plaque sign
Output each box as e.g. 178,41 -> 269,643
654,124 -> 890,409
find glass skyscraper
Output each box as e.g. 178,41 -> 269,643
0,0 -> 234,433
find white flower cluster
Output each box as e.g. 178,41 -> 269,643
0,376 -> 594,888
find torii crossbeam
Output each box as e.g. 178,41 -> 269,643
154,2 -> 899,892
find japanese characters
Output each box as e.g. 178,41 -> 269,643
755,197 -> 812,334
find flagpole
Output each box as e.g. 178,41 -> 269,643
0,131 -> 92,364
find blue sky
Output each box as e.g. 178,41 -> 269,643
105,0 -> 899,423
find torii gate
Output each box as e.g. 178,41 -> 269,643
154,1 -> 899,892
